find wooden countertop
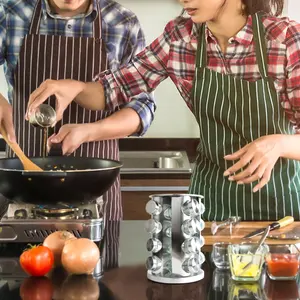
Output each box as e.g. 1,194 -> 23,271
202,221 -> 300,251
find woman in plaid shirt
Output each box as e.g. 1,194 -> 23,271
29,0 -> 300,221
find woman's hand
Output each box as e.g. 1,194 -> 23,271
223,135 -> 284,192
48,123 -> 94,156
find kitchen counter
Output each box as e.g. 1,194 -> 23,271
0,221 -> 300,299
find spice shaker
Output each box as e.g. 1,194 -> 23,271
145,194 -> 205,284
29,104 -> 56,128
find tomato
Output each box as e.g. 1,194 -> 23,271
20,276 -> 53,300
20,245 -> 54,277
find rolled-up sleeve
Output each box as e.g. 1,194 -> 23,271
0,3 -> 6,65
98,21 -> 172,122
120,19 -> 156,136
284,20 -> 300,129
124,92 -> 155,136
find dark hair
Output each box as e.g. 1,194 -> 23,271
242,0 -> 285,16
176,0 -> 285,24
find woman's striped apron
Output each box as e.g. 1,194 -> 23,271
189,13 -> 300,221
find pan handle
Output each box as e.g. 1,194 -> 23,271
21,171 -> 68,178
48,143 -> 63,157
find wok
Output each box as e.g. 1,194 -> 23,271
0,156 -> 122,205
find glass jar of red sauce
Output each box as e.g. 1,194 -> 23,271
265,245 -> 300,280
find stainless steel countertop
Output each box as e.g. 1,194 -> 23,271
119,151 -> 192,174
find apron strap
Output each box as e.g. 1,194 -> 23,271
252,12 -> 269,79
29,0 -> 102,38
29,0 -> 42,35
195,23 -> 207,68
196,13 -> 269,79
93,3 -> 102,39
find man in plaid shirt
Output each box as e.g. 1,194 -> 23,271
0,0 -> 155,150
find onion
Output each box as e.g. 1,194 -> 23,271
43,231 -> 76,266
61,275 -> 100,300
61,238 -> 100,275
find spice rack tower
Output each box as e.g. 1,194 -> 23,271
145,194 -> 206,284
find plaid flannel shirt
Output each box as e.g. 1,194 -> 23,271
100,14 -> 300,128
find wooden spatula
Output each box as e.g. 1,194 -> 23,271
0,126 -> 43,171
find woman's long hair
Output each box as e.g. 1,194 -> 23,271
179,0 -> 285,18
176,0 -> 285,26
242,0 -> 284,16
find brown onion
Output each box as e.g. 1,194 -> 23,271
61,238 -> 100,275
61,275 -> 100,300
43,231 -> 76,266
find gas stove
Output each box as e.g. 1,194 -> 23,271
0,202 -> 104,243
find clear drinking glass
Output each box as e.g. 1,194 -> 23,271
211,242 -> 231,270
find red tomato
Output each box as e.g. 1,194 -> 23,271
20,276 -> 53,300
20,245 -> 54,277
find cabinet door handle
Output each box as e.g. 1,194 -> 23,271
121,186 -> 189,192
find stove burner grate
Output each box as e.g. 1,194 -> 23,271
32,204 -> 79,219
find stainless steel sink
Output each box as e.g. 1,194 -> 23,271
119,151 -> 192,174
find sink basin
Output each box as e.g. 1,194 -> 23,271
156,157 -> 179,169
119,151 -> 191,174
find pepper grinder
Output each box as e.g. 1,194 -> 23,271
145,194 -> 205,284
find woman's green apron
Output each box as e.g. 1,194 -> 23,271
189,13 -> 300,221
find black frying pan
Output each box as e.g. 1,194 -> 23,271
0,156 -> 122,205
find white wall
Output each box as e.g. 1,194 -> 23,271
0,67 -> 7,99
282,1 -> 288,16
286,0 -> 300,22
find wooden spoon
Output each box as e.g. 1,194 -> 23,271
0,127 -> 43,171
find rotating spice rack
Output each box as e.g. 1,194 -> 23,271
144,194 -> 205,284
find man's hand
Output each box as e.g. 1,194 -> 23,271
223,134 -> 284,192
47,123 -> 94,156
0,94 -> 16,143
26,79 -> 86,122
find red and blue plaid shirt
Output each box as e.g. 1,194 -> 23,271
100,14 -> 300,128
0,0 -> 155,135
